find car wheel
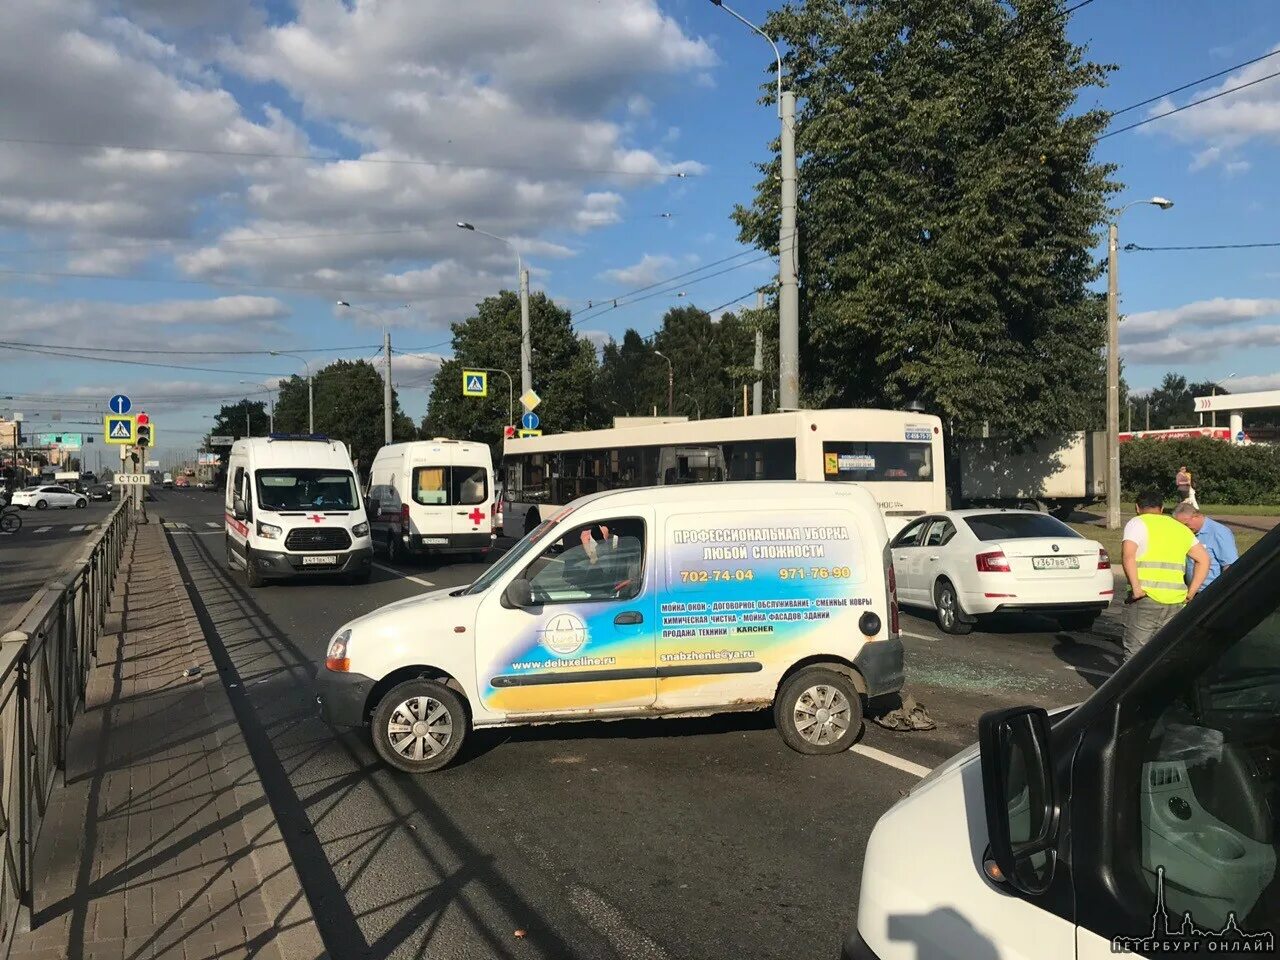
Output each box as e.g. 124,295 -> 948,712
774,666 -> 864,755
76,498 -> 87,509
1058,612 -> 1099,633
35,499 -> 47,510
371,679 -> 468,773
934,579 -> 973,635
244,546 -> 265,588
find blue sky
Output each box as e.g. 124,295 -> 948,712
1,0 -> 1279,461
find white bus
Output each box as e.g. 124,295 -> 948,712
501,409 -> 945,537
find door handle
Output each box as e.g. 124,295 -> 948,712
614,610 -> 643,625
929,556 -> 939,561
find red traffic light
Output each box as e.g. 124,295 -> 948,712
503,425 -> 516,439
136,412 -> 150,426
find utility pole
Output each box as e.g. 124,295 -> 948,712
655,350 -> 674,417
383,330 -> 393,444
519,269 -> 532,398
779,89 -> 799,410
753,290 -> 764,416
1146,402 -> 1150,431
1106,222 -> 1121,530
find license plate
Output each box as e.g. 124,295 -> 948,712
302,554 -> 338,565
422,537 -> 449,545
1032,556 -> 1079,570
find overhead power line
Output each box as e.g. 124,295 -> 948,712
0,341 -> 281,376
1100,66 -> 1280,139
0,134 -> 700,180
1108,47 -> 1280,117
1125,241 -> 1280,251
0,339 -> 380,356
571,253 -> 775,327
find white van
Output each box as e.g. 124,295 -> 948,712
366,439 -> 495,562
843,525 -> 1280,959
316,481 -> 903,772
224,435 -> 373,587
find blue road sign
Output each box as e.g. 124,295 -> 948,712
109,394 -> 132,414
521,411 -> 540,430
1237,431 -> 1246,442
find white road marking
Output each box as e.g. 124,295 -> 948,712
900,630 -> 938,643
196,531 -> 223,536
850,744 -> 932,779
69,524 -> 86,532
34,526 -> 51,534
372,563 -> 435,588
205,522 -> 220,529
568,884 -> 671,960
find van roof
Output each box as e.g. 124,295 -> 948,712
374,440 -> 491,459
230,435 -> 353,468
562,481 -> 884,515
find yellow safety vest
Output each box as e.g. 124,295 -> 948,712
1135,513 -> 1192,605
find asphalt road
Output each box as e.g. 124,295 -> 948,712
149,488 -> 1120,960
0,494 -> 120,629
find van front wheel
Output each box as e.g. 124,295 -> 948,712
371,679 -> 468,773
774,667 -> 863,755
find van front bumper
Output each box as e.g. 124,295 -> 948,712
854,637 -> 904,698
315,667 -> 375,727
251,545 -> 373,576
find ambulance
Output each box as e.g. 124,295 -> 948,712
315,481 -> 902,772
224,435 -> 373,586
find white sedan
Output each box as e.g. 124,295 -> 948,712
890,509 -> 1113,635
10,485 -> 88,510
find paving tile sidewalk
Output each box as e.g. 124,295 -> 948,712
10,523 -> 326,960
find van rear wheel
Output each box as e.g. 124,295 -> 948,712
774,667 -> 863,755
371,679 -> 468,773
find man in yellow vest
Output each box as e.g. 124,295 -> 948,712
1121,491 -> 1210,660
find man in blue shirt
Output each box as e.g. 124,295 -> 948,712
1173,504 -> 1239,593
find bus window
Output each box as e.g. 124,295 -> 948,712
822,441 -> 933,482
659,445 -> 724,485
723,440 -> 796,481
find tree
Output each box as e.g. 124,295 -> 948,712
208,399 -> 270,442
1138,372 -> 1225,430
733,0 -> 1119,440
596,328 -> 666,418
272,359 -> 416,471
423,290 -> 603,459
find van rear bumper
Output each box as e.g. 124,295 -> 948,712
406,532 -> 496,554
854,637 -> 904,699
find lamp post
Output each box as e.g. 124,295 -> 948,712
240,383 -> 274,433
270,351 -> 313,434
457,222 -> 532,398
1211,373 -> 1237,428
654,350 -> 674,417
710,0 -> 799,410
1106,196 -> 1174,530
683,392 -> 702,420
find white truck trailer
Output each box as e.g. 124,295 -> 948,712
956,430 -> 1105,519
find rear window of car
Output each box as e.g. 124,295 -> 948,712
963,513 -> 1082,541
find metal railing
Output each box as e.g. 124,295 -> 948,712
0,500 -> 133,946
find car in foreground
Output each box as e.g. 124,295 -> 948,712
10,485 -> 88,510
889,509 -> 1112,634
86,482 -> 112,502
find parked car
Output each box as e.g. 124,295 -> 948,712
10,485 -> 88,510
86,482 -> 112,502
174,475 -> 190,489
889,509 -> 1112,634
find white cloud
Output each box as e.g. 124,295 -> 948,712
601,253 -> 676,286
1229,373 -> 1280,392
1123,323 -> 1280,365
1121,297 -> 1280,341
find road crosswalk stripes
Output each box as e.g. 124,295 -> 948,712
163,522 -> 191,531
34,526 -> 51,534
206,522 -> 221,529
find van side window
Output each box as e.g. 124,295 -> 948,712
1119,605 -> 1279,933
233,467 -> 246,505
522,518 -> 646,604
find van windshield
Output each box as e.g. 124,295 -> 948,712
255,469 -> 359,512
462,515 -> 563,595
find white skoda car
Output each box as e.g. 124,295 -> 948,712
10,484 -> 88,510
889,509 -> 1113,634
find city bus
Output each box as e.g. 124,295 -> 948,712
500,409 -> 945,537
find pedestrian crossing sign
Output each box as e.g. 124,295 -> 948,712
462,370 -> 488,397
103,414 -> 136,445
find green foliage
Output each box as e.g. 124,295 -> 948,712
208,399 -> 270,442
1121,438 -> 1280,506
733,0 -> 1119,438
1137,373 -> 1227,431
423,290 -> 603,460
272,360 -> 416,471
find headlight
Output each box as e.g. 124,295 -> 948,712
352,521 -> 370,538
256,520 -> 283,539
325,629 -> 351,672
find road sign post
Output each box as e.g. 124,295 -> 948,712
208,435 -> 234,446
519,389 -> 540,413
103,415 -> 136,445
517,428 -> 542,438
462,370 -> 489,397
461,368 -> 514,423
109,394 -> 132,415
520,412 -> 539,431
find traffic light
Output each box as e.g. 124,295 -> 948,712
136,412 -> 151,448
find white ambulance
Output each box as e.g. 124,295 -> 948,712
315,481 -> 902,772
366,439 -> 496,562
224,435 -> 373,586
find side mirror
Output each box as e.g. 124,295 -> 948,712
233,496 -> 249,521
978,706 -> 1057,895
502,578 -> 534,609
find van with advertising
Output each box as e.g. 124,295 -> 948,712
224,435 -> 373,587
316,481 -> 903,772
842,524 -> 1280,959
366,439 -> 496,562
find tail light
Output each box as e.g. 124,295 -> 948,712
495,499 -> 503,520
976,550 -> 1011,573
887,559 -> 900,637
1098,548 -> 1111,570
400,502 -> 410,531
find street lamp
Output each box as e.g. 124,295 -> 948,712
710,0 -> 799,411
654,350 -> 674,417
270,351 -> 313,434
683,392 -> 702,420
457,221 -> 532,398
240,383 -> 274,433
1105,195 -> 1173,530
1211,372 -> 1237,428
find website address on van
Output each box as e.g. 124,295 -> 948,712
659,649 -> 756,663
510,656 -> 617,671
